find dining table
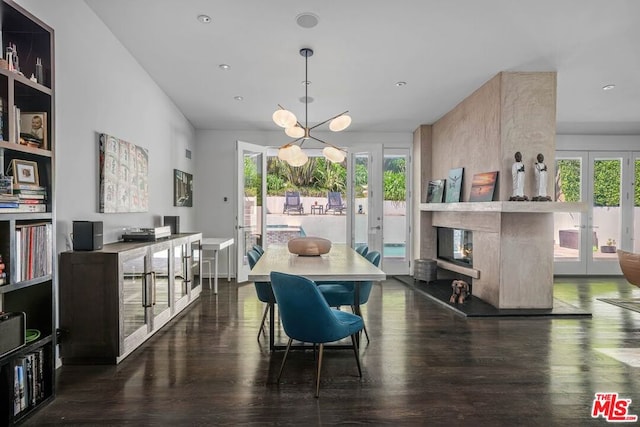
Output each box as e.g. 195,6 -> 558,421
247,243 -> 386,350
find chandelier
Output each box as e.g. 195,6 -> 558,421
272,48 -> 351,167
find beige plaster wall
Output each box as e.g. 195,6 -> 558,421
432,74 -> 501,202
500,72 -> 557,200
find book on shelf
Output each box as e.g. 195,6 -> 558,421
15,193 -> 46,200
0,201 -> 19,208
0,203 -> 46,213
11,350 -> 46,415
15,222 -> 52,282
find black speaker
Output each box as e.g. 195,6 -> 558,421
73,221 -> 103,251
163,216 -> 180,234
0,312 -> 25,357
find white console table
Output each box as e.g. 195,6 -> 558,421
201,237 -> 234,294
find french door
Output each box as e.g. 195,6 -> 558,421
349,145 -> 383,260
348,146 -> 411,275
554,151 -> 636,275
235,141 -> 266,283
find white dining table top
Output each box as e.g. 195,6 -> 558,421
201,237 -> 234,250
248,244 -> 386,282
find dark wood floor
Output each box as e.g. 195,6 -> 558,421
26,277 -> 640,426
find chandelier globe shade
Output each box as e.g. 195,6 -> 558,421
273,47 -> 349,167
288,150 -> 309,167
323,146 -> 346,163
285,125 -> 305,138
329,114 -> 352,132
277,144 -> 302,162
272,109 -> 297,128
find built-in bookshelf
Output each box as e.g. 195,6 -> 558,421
0,0 -> 55,425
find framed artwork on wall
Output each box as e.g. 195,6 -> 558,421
445,167 -> 464,203
98,133 -> 149,213
174,169 -> 193,207
426,179 -> 445,203
469,171 -> 499,202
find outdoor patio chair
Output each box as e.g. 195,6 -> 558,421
283,191 -> 304,215
325,192 -> 346,214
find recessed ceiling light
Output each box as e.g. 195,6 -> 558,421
197,14 -> 212,24
296,13 -> 319,29
602,84 -> 616,91
219,64 -> 231,70
234,96 -> 243,101
395,81 -> 407,87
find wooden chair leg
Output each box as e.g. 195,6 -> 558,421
277,337 -> 293,383
315,343 -> 324,398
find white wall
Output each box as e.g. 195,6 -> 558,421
17,0 -> 197,251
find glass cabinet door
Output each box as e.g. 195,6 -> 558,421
190,239 -> 202,295
173,243 -> 189,307
151,247 -> 171,323
122,253 -> 149,340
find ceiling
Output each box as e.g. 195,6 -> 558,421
85,0 -> 640,135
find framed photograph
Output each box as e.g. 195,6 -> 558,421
469,171 -> 499,202
174,169 -> 193,207
19,112 -> 47,149
445,167 -> 464,203
12,159 -> 39,186
426,179 -> 445,203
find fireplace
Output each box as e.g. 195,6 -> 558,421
437,227 -> 473,267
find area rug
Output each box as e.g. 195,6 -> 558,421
597,298 -> 640,314
596,348 -> 640,367
393,276 -> 591,318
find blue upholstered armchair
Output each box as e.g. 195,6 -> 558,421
269,271 -> 364,397
317,251 -> 381,343
247,249 -> 275,341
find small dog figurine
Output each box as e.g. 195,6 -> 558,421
449,280 -> 470,304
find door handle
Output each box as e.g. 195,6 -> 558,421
370,225 -> 381,230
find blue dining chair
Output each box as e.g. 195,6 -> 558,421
247,249 -> 276,341
252,244 -> 265,256
269,271 -> 364,397
318,251 -> 381,343
355,244 -> 368,256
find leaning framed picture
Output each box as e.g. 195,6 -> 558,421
19,112 -> 47,150
469,171 -> 498,202
12,159 -> 39,186
426,179 -> 445,203
445,167 -> 464,203
174,169 -> 193,207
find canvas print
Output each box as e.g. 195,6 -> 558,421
445,167 -> 464,202
426,179 -> 445,203
98,133 -> 149,213
174,169 -> 193,207
469,171 -> 499,202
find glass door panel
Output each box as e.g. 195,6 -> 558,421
151,247 -> 171,321
349,145 -> 383,258
122,253 -> 148,339
236,141 -> 266,283
588,153 -> 624,274
190,238 -> 201,293
554,153 -> 587,274
173,244 -> 188,303
382,149 -> 410,275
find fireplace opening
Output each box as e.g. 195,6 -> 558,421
437,227 -> 473,267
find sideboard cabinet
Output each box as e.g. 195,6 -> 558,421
59,233 -> 202,364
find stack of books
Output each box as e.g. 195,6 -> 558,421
5,185 -> 47,213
